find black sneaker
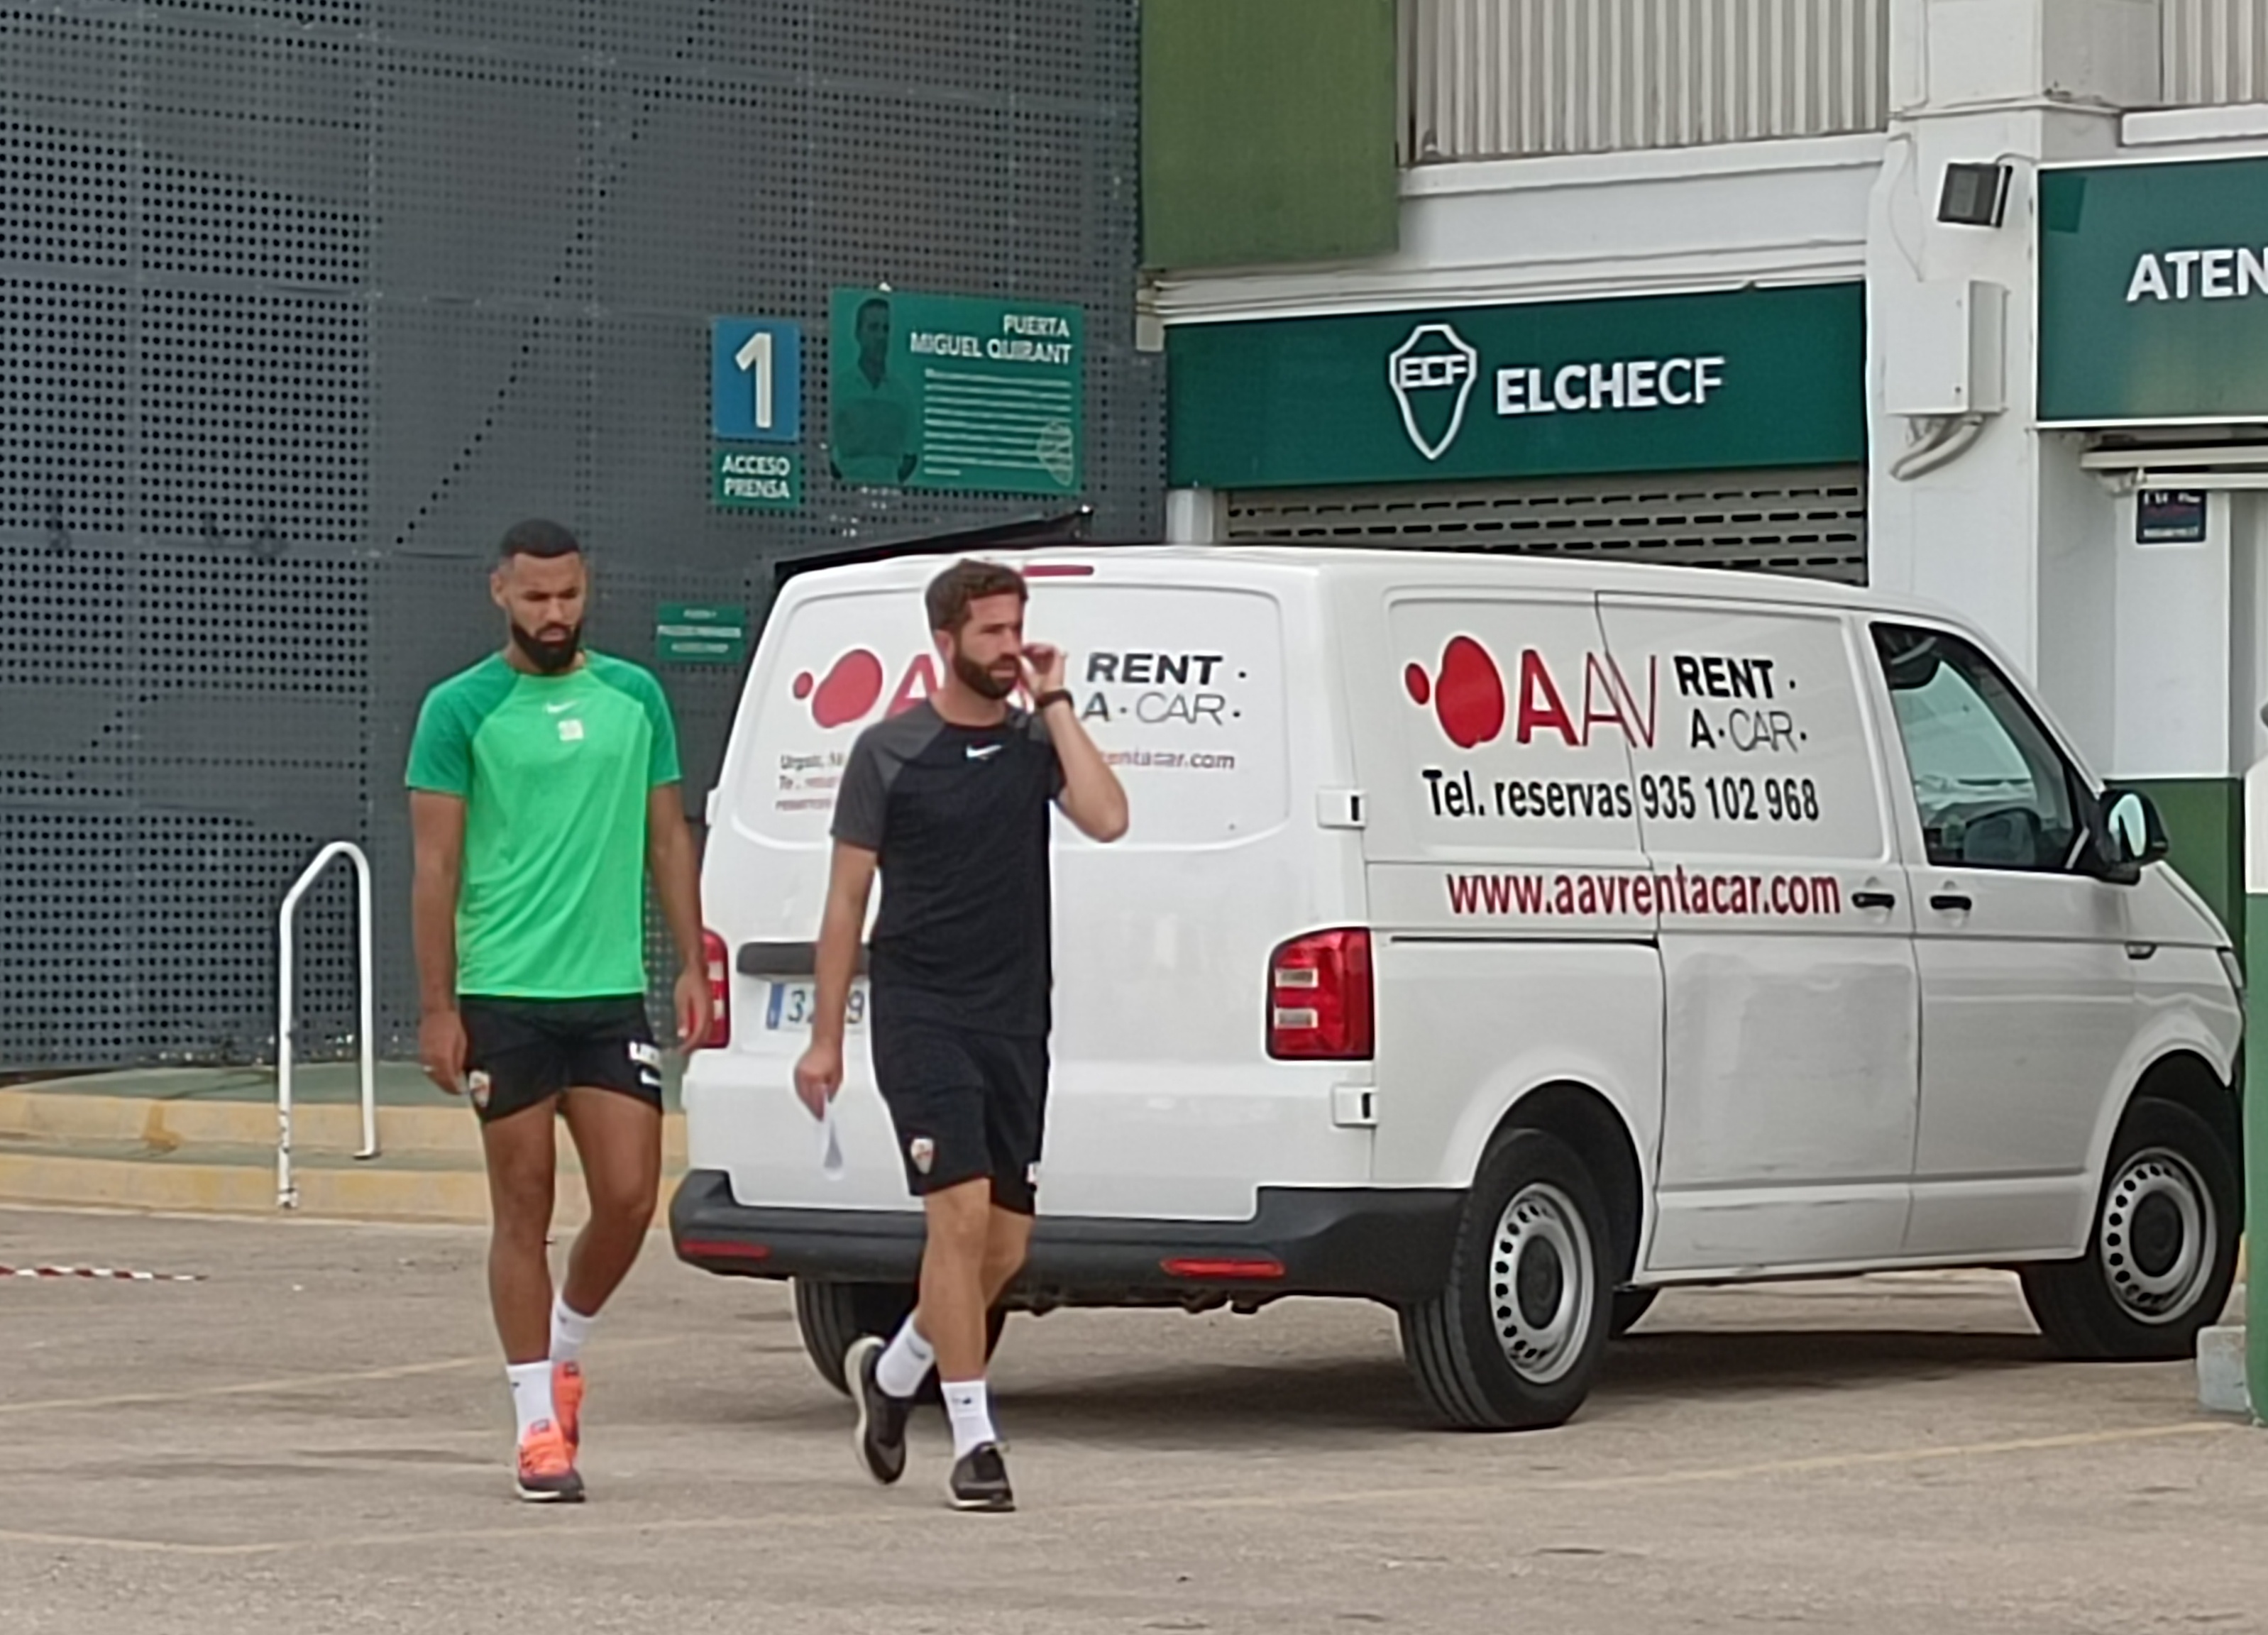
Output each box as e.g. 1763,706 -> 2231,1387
847,1335 -> 908,1486
948,1442 -> 1015,1512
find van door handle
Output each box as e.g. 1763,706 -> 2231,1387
1930,893 -> 1974,913
1851,891 -> 1898,910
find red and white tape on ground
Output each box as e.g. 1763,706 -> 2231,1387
1,1265 -> 202,1282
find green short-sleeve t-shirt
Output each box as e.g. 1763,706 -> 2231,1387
406,652 -> 681,1000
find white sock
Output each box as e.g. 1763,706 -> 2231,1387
550,1296 -> 596,1364
875,1316 -> 936,1399
942,1378 -> 996,1460
507,1360 -> 556,1440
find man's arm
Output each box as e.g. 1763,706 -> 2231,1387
1025,645 -> 1128,843
410,791 -> 468,1094
646,782 -> 714,1050
793,842 -> 879,1118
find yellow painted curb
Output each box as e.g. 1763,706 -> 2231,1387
0,1091 -> 686,1167
0,1151 -> 686,1226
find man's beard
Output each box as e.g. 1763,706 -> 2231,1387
511,619 -> 583,675
952,646 -> 1018,702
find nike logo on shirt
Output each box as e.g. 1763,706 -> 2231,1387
546,701 -> 576,714
966,744 -> 1003,761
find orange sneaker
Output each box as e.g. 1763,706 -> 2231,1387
514,1419 -> 584,1504
554,1360 -> 585,1452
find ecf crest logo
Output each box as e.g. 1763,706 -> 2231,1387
1387,321 -> 1479,461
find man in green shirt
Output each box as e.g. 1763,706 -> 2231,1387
407,519 -> 712,1505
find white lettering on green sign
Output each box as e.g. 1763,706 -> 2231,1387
715,449 -> 800,507
1494,356 -> 1727,417
2125,247 -> 2268,304
908,312 -> 1076,367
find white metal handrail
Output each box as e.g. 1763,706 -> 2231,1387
277,841 -> 378,1209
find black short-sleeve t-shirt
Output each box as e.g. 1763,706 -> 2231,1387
831,701 -> 1064,1037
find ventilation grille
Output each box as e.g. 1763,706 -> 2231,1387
1226,467 -> 1869,586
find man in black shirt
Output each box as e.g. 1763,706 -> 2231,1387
796,559 -> 1128,1512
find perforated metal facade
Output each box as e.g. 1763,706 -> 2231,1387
1225,468 -> 1869,585
1,0 -> 1158,1067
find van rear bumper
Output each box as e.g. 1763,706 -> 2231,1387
668,1169 -> 1462,1305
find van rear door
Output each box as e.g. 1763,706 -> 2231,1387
690,559 -> 1362,1224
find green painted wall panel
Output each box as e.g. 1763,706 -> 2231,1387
1142,0 -> 1398,270
2040,158 -> 2268,424
2131,776 -> 2244,951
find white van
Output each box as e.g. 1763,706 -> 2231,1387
674,546 -> 2242,1430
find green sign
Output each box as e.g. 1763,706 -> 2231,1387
712,447 -> 803,511
1167,283 -> 1866,489
2040,157 -> 2268,425
656,603 -> 749,666
827,288 -> 1083,495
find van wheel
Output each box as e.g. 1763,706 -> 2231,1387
1399,1128 -> 1614,1430
790,1278 -> 1006,1398
2018,1099 -> 2240,1361
1609,1287 -> 1658,1338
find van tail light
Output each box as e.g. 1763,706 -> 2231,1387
1267,929 -> 1374,1061
700,930 -> 731,1050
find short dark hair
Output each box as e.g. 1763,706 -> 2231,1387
925,559 -> 1027,634
497,518 -> 581,563
859,297 -> 890,323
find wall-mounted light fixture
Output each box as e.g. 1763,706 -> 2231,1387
1938,163 -> 2013,229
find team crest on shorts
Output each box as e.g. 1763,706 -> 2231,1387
467,1070 -> 492,1111
908,1136 -> 935,1174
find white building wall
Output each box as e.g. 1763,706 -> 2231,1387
2163,0 -> 2268,106
1169,0 -> 2268,793
1401,0 -> 1890,162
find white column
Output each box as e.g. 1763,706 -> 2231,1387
1868,0 -> 2159,766
1165,486 -> 1226,544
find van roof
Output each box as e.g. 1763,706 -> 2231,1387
785,541 -> 1955,624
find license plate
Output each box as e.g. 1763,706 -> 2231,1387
764,981 -> 867,1031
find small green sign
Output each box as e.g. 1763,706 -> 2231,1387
656,603 -> 749,666
712,447 -> 803,510
1167,283 -> 1866,488
828,288 -> 1084,495
2040,157 -> 2268,425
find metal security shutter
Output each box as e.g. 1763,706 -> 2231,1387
1225,466 -> 1868,585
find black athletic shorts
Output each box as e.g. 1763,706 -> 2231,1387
458,996 -> 663,1125
870,1016 -> 1049,1214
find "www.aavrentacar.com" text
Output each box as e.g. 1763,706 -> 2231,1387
1446,866 -> 1843,919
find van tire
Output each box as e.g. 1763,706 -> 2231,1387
2017,1099 -> 2240,1362
1609,1287 -> 1658,1338
791,1277 -> 1006,1398
1399,1128 -> 1614,1431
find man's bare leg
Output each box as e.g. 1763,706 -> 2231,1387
481,1101 -> 558,1365
480,1098 -> 583,1499
558,1087 -> 663,1322
917,1178 -> 995,1381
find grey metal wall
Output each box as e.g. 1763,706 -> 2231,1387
1,0 -> 1160,1068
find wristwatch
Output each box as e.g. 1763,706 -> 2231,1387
1035,688 -> 1075,714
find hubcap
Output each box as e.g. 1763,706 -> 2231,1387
2099,1147 -> 2215,1326
1488,1182 -> 1596,1384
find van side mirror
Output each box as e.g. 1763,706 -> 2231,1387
2096,788 -> 2169,884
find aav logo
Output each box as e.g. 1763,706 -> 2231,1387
792,649 -> 939,727
1387,322 -> 1480,461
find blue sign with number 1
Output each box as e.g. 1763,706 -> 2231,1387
712,318 -> 802,443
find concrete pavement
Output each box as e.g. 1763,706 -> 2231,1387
1,1204 -> 2264,1634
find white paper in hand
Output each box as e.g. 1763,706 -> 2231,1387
818,1098 -> 845,1180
